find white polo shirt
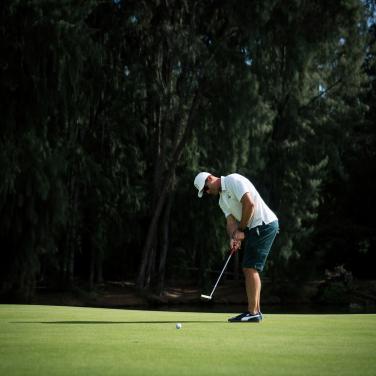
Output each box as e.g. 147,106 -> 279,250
219,174 -> 277,229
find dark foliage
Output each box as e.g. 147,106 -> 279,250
0,0 -> 375,301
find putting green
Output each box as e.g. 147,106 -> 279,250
1,305 -> 375,376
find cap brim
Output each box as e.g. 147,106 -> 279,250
198,190 -> 204,198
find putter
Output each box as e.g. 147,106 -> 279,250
201,247 -> 236,300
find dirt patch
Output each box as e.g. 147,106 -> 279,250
32,280 -> 248,309
31,279 -> 376,312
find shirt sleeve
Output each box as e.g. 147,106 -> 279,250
228,175 -> 250,202
219,199 -> 231,218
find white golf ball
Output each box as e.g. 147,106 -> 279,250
176,323 -> 182,329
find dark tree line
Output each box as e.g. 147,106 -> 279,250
0,0 -> 375,301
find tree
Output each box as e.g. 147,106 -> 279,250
110,1 -> 241,289
312,2 -> 376,279
239,0 -> 368,280
0,0 -> 99,297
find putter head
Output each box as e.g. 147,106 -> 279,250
200,294 -> 212,300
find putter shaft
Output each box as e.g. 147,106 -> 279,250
201,248 -> 235,300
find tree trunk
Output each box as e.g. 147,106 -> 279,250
89,247 -> 103,290
157,192 -> 173,294
136,91 -> 200,289
89,248 -> 95,290
96,254 -> 103,285
136,186 -> 168,288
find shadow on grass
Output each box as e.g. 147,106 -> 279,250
12,320 -> 225,324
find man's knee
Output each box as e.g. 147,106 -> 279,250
243,267 -> 259,275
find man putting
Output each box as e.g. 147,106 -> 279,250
194,172 -> 279,323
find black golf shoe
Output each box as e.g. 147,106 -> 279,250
228,312 -> 261,323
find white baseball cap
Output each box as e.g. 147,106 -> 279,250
194,172 -> 210,198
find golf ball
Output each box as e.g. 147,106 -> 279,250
176,323 -> 182,329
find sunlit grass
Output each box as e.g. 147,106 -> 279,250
1,305 -> 375,376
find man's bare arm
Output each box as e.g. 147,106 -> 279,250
226,215 -> 243,250
226,215 -> 238,238
238,192 -> 255,231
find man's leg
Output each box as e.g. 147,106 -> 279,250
228,267 -> 262,322
243,267 -> 261,314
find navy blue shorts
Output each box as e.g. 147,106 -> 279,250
242,220 -> 279,272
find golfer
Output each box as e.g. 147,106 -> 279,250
194,172 -> 279,322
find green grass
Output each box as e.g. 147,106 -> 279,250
1,305 -> 375,376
